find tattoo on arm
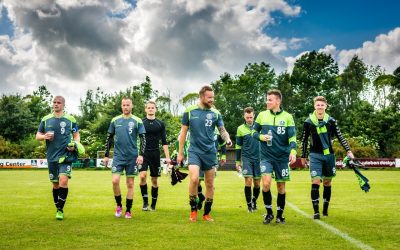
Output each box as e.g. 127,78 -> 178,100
218,126 -> 230,142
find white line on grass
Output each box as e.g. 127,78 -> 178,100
286,201 -> 374,250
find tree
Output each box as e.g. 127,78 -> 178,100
181,92 -> 198,106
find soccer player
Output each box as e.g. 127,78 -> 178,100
139,101 -> 171,211
177,85 -> 232,222
253,89 -> 297,224
36,96 -> 80,220
235,107 -> 261,213
104,97 -> 146,219
300,96 -> 354,219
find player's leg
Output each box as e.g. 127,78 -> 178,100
124,161 -> 138,218
112,165 -> 123,217
55,163 -> 71,220
149,151 -> 161,211
260,160 -> 274,224
188,164 -> 200,221
252,159 -> 261,211
309,153 -> 323,219
322,154 -> 335,216
203,167 -> 215,221
197,172 -> 205,210
274,161 -> 290,224
242,158 -> 254,212
139,158 -> 149,211
48,162 -> 60,211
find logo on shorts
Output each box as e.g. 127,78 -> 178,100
279,120 -> 285,125
311,170 -> 317,177
206,113 -> 213,120
60,121 -> 66,128
112,166 -> 117,172
260,165 -> 266,172
49,173 -> 54,179
242,169 -> 248,175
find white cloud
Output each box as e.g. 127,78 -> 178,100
0,0 -> 303,114
337,28 -> 400,73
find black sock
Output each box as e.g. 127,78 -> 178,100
198,185 -> 205,201
245,186 -> 252,207
311,184 -> 320,214
323,185 -> 331,214
203,198 -> 213,216
151,186 -> 158,208
115,195 -> 122,207
252,186 -> 260,203
52,188 -> 59,209
189,195 -> 197,212
57,187 -> 68,212
263,190 -> 273,215
126,198 -> 133,213
277,193 -> 286,218
140,184 -> 148,205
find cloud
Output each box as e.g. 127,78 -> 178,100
338,28 -> 400,73
1,0 -> 302,113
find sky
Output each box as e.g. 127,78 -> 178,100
0,0 -> 399,114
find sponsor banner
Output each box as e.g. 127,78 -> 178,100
96,158 -> 113,168
291,158 -> 397,169
0,159 -> 49,169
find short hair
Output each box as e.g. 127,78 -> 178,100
121,97 -> 133,103
53,96 -> 65,104
266,89 -> 282,101
199,85 -> 213,96
146,101 -> 157,108
244,107 -> 254,114
313,96 -> 327,104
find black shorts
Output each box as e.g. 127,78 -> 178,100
140,150 -> 161,177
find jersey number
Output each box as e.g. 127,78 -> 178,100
205,119 -> 213,127
129,127 -> 133,134
61,127 -> 65,135
277,127 -> 285,134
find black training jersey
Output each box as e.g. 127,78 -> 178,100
301,117 -> 350,158
142,117 -> 168,151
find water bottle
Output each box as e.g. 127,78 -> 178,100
267,130 -> 273,146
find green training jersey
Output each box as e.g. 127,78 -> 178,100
38,113 -> 78,162
107,114 -> 146,164
181,105 -> 224,154
236,123 -> 259,161
253,109 -> 296,161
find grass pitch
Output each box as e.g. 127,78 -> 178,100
0,169 -> 399,250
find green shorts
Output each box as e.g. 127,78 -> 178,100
48,161 -> 72,182
112,158 -> 139,177
242,158 -> 261,179
260,159 -> 290,182
188,151 -> 218,171
309,153 -> 336,180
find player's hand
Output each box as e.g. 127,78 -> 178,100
289,153 -> 296,165
226,139 -> 232,147
300,158 -> 308,167
136,155 -> 143,165
177,153 -> 184,164
220,158 -> 226,166
260,134 -> 268,142
103,157 -> 109,168
165,157 -> 171,164
235,164 -> 241,172
347,151 -> 354,159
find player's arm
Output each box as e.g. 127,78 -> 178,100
72,122 -> 80,143
252,115 -> 267,142
217,126 -> 232,146
235,128 -> 243,171
332,119 -> 354,158
287,115 -> 297,164
161,122 -> 171,163
300,122 -> 310,166
35,121 -> 51,141
177,126 -> 188,164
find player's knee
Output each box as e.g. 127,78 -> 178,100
112,178 -> 120,186
323,179 -> 331,186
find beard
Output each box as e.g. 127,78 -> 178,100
202,101 -> 213,108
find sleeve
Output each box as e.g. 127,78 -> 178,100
72,122 -> 79,133
104,133 -> 114,157
287,114 -> 297,154
252,114 -> 262,141
38,121 -> 45,133
161,121 -> 168,145
139,133 -> 146,155
235,128 -> 243,163
332,119 -> 351,152
301,122 -> 311,158
138,120 -> 146,135
107,120 -> 115,135
216,113 -> 224,128
181,111 -> 190,126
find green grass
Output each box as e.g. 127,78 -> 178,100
0,169 -> 399,250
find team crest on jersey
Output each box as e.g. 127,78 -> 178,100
128,121 -> 135,128
206,113 -> 213,120
279,120 -> 285,125
60,121 -> 66,128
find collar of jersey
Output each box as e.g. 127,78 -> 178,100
268,109 -> 284,115
52,112 -> 65,118
197,104 -> 212,110
122,114 -> 133,119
